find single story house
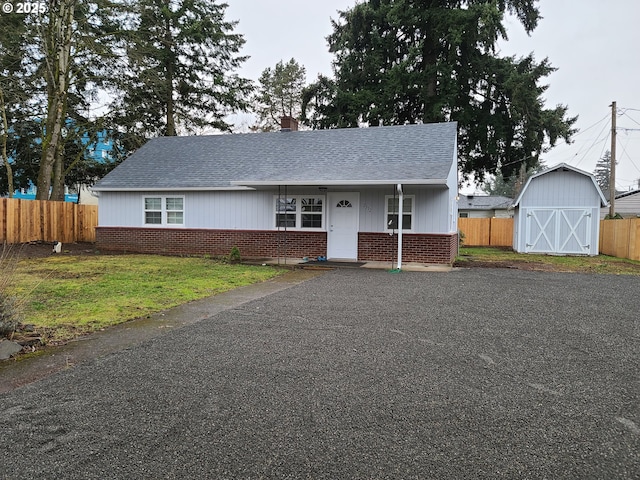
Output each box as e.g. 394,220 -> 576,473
600,189 -> 640,219
93,119 -> 459,264
458,195 -> 513,218
512,163 -> 608,255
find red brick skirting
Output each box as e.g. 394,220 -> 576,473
96,227 -> 458,264
96,227 -> 327,258
358,232 -> 458,264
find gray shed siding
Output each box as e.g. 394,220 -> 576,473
513,168 -> 603,255
518,170 -> 601,207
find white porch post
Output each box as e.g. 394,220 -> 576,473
397,183 -> 403,270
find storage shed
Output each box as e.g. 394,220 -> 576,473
512,164 -> 608,255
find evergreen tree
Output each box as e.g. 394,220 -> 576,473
252,59 -> 306,132
0,11 -> 32,196
302,0 -> 577,181
2,0 -> 250,199
482,162 -> 544,198
108,0 -> 252,148
6,0 -> 120,200
593,150 -> 613,199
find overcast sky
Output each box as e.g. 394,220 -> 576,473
225,0 -> 640,192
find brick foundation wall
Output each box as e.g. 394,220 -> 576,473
96,227 -> 327,258
358,232 -> 458,264
96,227 -> 458,264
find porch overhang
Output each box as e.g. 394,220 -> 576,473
230,179 -> 448,188
92,186 -> 256,192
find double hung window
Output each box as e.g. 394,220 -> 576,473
275,196 -> 324,229
385,196 -> 414,231
144,196 -> 184,226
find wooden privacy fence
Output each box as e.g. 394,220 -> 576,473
599,218 -> 640,261
459,217 -> 640,261
0,198 -> 98,243
458,217 -> 513,247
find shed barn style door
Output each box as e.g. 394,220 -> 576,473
524,208 -> 592,254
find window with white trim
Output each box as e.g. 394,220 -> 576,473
275,196 -> 324,229
144,196 -> 184,226
385,195 -> 414,231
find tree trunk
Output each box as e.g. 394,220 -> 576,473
0,89 -> 14,198
50,154 -> 65,201
420,24 -> 442,124
164,15 -> 176,136
36,0 -> 74,200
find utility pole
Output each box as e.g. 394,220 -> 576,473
609,101 -> 617,218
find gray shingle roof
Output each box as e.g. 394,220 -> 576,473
94,122 -> 457,191
458,195 -> 513,210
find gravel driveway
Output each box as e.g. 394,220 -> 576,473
1,268 -> 638,479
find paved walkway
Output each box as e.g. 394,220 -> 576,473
1,267 -> 638,479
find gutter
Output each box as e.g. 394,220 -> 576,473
397,183 -> 403,271
230,179 -> 448,187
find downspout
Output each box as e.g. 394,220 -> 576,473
397,183 -> 403,270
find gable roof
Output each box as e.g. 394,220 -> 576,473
458,195 -> 512,211
512,163 -> 608,207
615,189 -> 640,200
94,122 -> 457,191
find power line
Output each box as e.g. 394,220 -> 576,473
574,118 -> 611,168
620,110 -> 640,127
619,138 -> 640,174
573,113 -> 610,137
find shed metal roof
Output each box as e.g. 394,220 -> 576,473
94,122 -> 458,191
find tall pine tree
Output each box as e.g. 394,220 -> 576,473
108,0 -> 252,149
302,0 -> 576,181
251,59 -> 306,132
593,150 -> 613,199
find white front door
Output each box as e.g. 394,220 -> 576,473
327,192 -> 360,260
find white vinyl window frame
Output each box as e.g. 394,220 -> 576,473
143,196 -> 185,227
385,195 -> 415,232
274,195 -> 325,230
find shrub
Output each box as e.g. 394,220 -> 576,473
458,229 -> 466,247
228,246 -> 241,263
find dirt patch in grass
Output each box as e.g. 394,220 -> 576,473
454,259 -> 562,272
455,247 -> 640,275
16,241 -> 109,259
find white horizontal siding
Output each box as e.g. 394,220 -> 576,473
186,191 -> 273,229
600,192 -> 640,218
98,192 -> 142,226
359,186 -> 451,233
99,191 -> 273,229
99,187 -> 455,234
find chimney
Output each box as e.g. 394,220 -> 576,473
280,116 -> 298,132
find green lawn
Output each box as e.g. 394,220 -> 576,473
457,247 -> 640,275
10,255 -> 283,342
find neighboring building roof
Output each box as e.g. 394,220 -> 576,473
513,163 -> 608,207
458,195 -> 512,211
93,122 -> 458,191
615,189 -> 640,200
